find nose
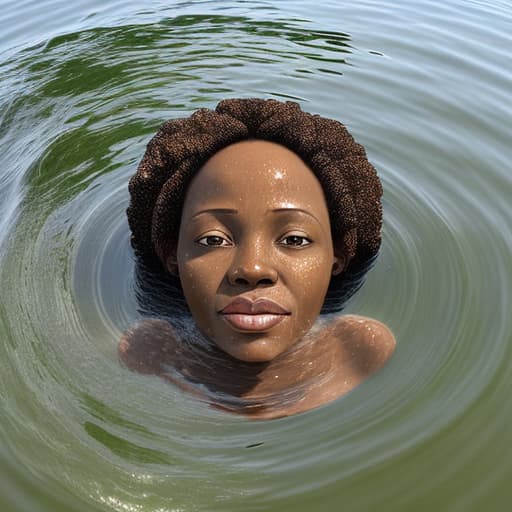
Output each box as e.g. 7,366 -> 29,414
227,244 -> 278,287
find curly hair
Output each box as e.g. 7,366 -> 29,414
127,98 -> 382,310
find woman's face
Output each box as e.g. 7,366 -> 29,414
175,140 -> 340,362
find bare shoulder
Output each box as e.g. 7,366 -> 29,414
331,314 -> 396,374
118,318 -> 180,374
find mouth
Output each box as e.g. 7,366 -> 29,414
219,297 -> 290,332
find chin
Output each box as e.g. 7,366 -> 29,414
218,338 -> 289,363
232,352 -> 276,363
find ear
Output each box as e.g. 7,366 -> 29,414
332,246 -> 348,276
165,253 -> 179,276
332,229 -> 356,276
331,254 -> 346,276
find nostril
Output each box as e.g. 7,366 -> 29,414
229,264 -> 278,287
233,277 -> 274,286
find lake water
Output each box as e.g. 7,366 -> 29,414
1,1 -> 511,511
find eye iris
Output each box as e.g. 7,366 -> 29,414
206,236 -> 224,246
286,236 -> 304,246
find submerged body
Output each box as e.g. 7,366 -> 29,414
119,315 -> 394,419
120,139 -> 395,419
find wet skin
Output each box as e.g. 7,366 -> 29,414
174,140 -> 342,363
119,140 -> 395,419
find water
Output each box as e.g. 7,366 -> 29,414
1,1 -> 511,510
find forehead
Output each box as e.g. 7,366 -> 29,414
183,140 -> 328,212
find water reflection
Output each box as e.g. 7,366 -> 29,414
0,2 -> 511,512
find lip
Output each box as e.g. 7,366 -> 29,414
220,297 -> 290,315
219,297 -> 290,332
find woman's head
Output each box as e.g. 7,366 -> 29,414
128,98 -> 383,329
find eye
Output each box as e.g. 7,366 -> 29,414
195,233 -> 232,247
278,234 -> 312,247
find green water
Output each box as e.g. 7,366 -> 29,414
1,1 -> 512,511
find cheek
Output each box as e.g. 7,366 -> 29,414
178,255 -> 228,305
285,252 -> 332,309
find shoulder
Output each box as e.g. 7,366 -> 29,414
331,314 -> 396,374
118,318 -> 179,374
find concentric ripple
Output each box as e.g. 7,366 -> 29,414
1,1 -> 512,511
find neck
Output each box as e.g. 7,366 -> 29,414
181,326 -> 335,408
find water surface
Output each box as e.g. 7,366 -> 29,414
1,1 -> 512,511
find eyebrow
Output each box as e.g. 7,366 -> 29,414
271,207 -> 322,225
271,207 -> 316,216
191,208 -> 238,219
